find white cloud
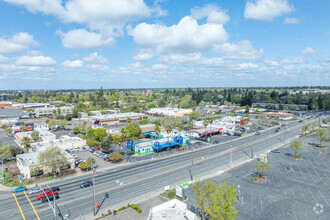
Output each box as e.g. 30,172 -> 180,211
87,64 -> 109,71
151,64 -> 168,70
300,47 -> 318,56
4,0 -> 160,48
283,17 -> 299,24
83,52 -> 109,64
133,52 -> 154,61
131,16 -> 228,54
213,40 -> 264,60
265,58 -> 306,67
191,4 -> 230,24
0,32 -> 38,54
15,55 -> 56,66
244,0 -> 294,21
57,29 -> 114,49
0,54 -> 56,75
62,60 -> 83,68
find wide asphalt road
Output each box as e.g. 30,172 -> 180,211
0,118 -> 317,220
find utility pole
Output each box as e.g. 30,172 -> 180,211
251,135 -> 253,159
91,160 -> 96,216
1,160 -> 4,186
191,146 -> 194,181
229,145 -> 233,168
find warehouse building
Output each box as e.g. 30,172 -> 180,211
35,106 -> 73,117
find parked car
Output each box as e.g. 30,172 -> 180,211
271,149 -> 280,153
72,154 -> 78,159
80,180 -> 93,188
299,119 -> 303,122
213,140 -> 219,144
258,126 -> 264,130
91,149 -> 95,153
255,132 -> 261,135
178,147 -> 186,151
28,187 -> 42,195
233,132 -> 241,136
281,124 -> 286,127
12,186 -> 27,193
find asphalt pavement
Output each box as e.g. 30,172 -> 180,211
0,118 -> 319,220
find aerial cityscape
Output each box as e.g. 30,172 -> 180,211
0,0 -> 329,220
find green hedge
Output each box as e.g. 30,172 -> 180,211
130,204 -> 142,213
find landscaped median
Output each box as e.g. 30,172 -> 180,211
94,203 -> 142,219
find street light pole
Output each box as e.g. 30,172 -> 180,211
47,185 -> 56,220
1,160 -> 4,186
91,160 -> 96,216
191,145 -> 193,181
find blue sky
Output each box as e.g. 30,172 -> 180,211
0,0 -> 329,89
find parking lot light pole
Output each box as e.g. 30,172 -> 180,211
1,160 -> 4,186
40,187 -> 56,220
251,135 -> 253,159
191,145 -> 194,181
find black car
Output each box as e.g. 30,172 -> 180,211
233,132 -> 241,136
213,140 -> 219,144
49,186 -> 60,191
41,194 -> 59,203
258,126 -> 264,130
80,180 -> 93,188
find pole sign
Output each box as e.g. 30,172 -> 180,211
181,182 -> 189,189
259,153 -> 268,163
176,185 -> 185,199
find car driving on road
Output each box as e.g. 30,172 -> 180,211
80,180 -> 93,188
28,186 -> 42,195
12,186 -> 26,193
271,149 -> 280,153
37,190 -> 58,200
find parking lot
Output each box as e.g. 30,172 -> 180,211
69,149 -> 116,169
185,134 -> 330,220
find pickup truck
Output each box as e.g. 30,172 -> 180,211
37,190 -> 58,200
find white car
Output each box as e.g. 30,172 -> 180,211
72,154 -> 78,159
28,187 -> 43,195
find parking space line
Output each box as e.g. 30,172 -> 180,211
12,192 -> 26,220
24,191 -> 40,220
317,189 -> 329,206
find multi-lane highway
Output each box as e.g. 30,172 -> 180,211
0,118 -> 316,219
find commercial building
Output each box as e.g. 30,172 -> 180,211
263,112 -> 294,120
16,151 -> 74,179
35,106 -> 73,117
127,134 -> 189,155
0,109 -> 29,118
147,199 -> 198,220
30,135 -> 86,152
11,103 -> 50,109
14,131 -> 56,147
0,101 -> 12,108
89,112 -> 148,125
145,108 -> 193,117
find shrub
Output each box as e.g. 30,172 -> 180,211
131,204 -> 137,209
118,206 -> 127,211
137,208 -> 142,213
107,210 -> 111,214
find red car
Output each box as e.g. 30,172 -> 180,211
281,124 -> 286,127
37,190 -> 58,200
91,149 -> 95,153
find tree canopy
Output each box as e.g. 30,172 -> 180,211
38,146 -> 69,176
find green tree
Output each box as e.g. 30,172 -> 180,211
255,161 -> 271,177
78,113 -> 82,126
207,182 -> 238,220
126,117 -> 131,123
20,124 -> 26,132
192,180 -> 214,220
165,125 -> 172,152
154,124 -> 161,153
64,114 -> 72,121
73,127 -> 81,134
139,118 -> 149,125
207,118 -> 214,143
72,109 -> 78,118
189,112 -> 198,121
31,130 -> 39,142
57,108 -> 61,115
315,128 -> 328,147
124,123 -> 142,138
30,164 -> 43,177
245,105 -> 250,113
108,152 -> 123,162
93,128 -> 107,141
302,123 -> 310,134
290,140 -> 303,157
203,120 -> 209,134
86,138 -> 97,147
100,135 -> 113,153
21,137 -> 31,150
112,135 -> 122,152
38,146 -> 69,177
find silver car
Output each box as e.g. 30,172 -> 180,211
28,187 -> 43,195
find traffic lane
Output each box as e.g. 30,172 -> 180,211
35,123 -> 306,219
1,121 -> 312,219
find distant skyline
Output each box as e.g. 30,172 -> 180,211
0,0 -> 329,89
